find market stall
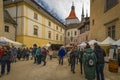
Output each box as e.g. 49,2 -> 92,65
0,37 -> 22,47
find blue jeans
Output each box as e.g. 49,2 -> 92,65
96,64 -> 105,80
59,56 -> 64,65
1,60 -> 11,75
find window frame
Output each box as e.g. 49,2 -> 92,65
5,25 -> 9,32
48,21 -> 51,27
105,0 -> 119,12
107,25 -> 115,39
48,31 -> 51,39
33,27 -> 38,35
34,13 -> 38,20
74,31 -> 77,36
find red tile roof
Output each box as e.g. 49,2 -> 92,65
66,10 -> 77,19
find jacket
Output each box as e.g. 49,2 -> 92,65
36,48 -> 41,56
58,49 -> 65,57
1,50 -> 11,61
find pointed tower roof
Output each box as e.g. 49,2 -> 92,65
66,2 -> 78,19
81,4 -> 84,21
86,9 -> 88,17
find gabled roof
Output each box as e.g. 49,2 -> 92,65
4,10 -> 17,25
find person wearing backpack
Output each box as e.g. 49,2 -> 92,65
35,47 -> 41,64
82,43 -> 97,80
94,43 -> 106,80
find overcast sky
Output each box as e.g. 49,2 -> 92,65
36,0 -> 90,23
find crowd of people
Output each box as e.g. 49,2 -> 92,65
0,44 -> 54,77
58,42 -> 106,80
0,42 -> 106,80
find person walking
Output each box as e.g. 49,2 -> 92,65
0,46 -> 4,64
48,48 -> 53,60
82,43 -> 97,80
94,43 -> 106,80
58,47 -> 65,65
41,47 -> 47,66
70,47 -> 77,74
35,47 -> 41,64
0,46 -> 12,77
66,49 -> 71,65
32,44 -> 37,64
26,48 -> 30,60
78,47 -> 84,74
17,48 -> 22,60
10,46 -> 17,62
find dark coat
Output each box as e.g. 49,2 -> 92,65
58,49 -> 65,57
94,45 -> 106,64
70,51 -> 76,64
1,50 -> 11,61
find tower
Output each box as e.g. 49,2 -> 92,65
81,4 -> 84,21
65,2 -> 79,25
86,9 -> 88,17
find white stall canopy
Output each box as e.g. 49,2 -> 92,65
0,37 -> 22,47
88,40 -> 101,45
101,37 -> 115,46
112,39 -> 120,46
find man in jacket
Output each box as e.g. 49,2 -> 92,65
58,47 -> 65,65
0,46 -> 12,77
32,44 -> 37,64
94,43 -> 106,80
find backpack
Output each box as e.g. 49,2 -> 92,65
85,52 -> 95,67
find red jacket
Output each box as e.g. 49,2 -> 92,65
0,49 -> 4,59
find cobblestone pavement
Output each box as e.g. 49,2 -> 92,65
0,57 -> 120,80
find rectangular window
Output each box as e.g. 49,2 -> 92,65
34,13 -> 38,20
80,29 -> 82,34
48,31 -> 51,39
74,31 -> 77,36
68,32 -> 70,36
60,35 -> 62,41
48,21 -> 51,27
92,19 -> 94,25
71,31 -> 73,36
61,27 -> 62,31
107,25 -> 115,39
34,28 -> 38,35
56,34 -> 58,40
56,26 -> 58,30
105,0 -> 118,11
5,25 -> 9,32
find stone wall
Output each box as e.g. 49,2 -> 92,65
90,0 -> 120,41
